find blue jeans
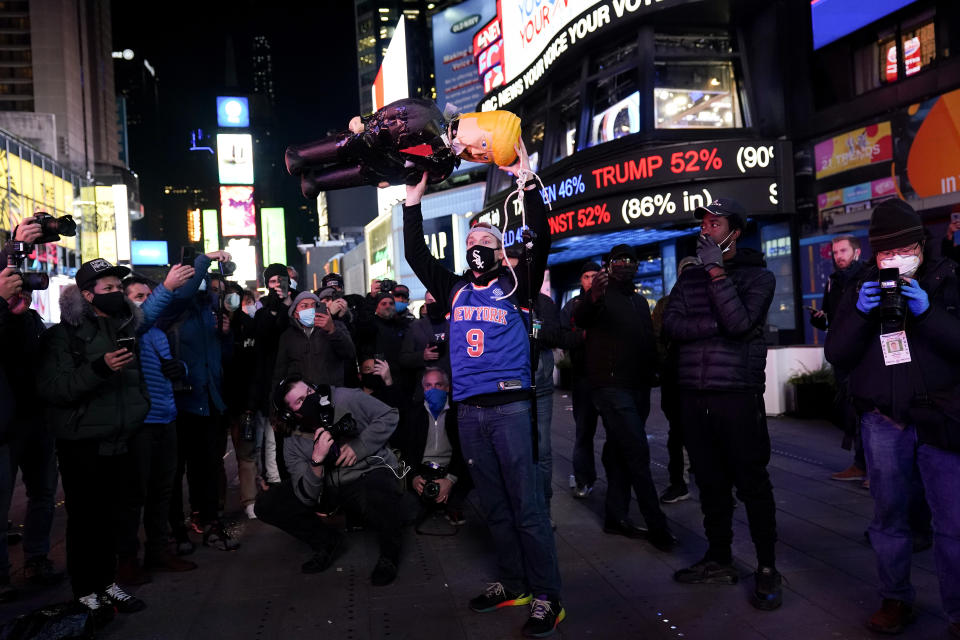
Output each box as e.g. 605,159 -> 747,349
862,411 -> 960,622
536,392 -> 553,518
458,400 -> 561,600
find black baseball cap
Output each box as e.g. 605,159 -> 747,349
321,272 -> 344,289
694,197 -> 746,230
608,244 -> 637,261
76,258 -> 130,290
392,284 -> 410,298
579,261 -> 601,275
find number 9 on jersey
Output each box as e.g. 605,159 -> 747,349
466,328 -> 485,357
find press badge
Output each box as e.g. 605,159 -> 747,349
879,331 -> 912,366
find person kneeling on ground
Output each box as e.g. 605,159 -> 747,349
254,377 -> 404,586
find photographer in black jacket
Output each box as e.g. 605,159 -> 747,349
825,199 -> 960,637
664,198 -> 780,611
574,244 -> 675,551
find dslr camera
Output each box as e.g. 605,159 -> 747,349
6,241 -> 48,291
878,267 -> 907,331
419,461 -> 447,502
32,212 -> 77,244
378,278 -> 397,294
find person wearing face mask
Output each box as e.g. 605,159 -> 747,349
573,245 -> 675,550
663,198 -> 781,611
807,236 -> 870,484
272,291 -> 357,400
117,270 -> 197,581
35,258 -> 184,624
826,199 -> 960,637
399,291 -> 451,386
391,284 -> 415,321
355,291 -> 413,396
357,356 -> 404,409
403,139 -> 566,638
253,377 -> 403,585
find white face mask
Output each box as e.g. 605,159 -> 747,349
290,279 -> 298,290
879,254 -> 921,277
243,304 -> 257,318
131,299 -> 144,308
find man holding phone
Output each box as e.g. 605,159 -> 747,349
37,258 -> 180,624
943,211 -> 960,263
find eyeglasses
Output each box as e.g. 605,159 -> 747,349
876,243 -> 921,259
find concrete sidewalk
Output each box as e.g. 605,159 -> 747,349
0,390 -> 952,639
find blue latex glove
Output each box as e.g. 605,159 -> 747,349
900,278 -> 930,316
856,281 -> 881,314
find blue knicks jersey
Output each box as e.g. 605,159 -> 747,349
449,280 -> 531,401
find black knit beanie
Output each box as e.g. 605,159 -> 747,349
868,199 -> 924,252
263,263 -> 288,283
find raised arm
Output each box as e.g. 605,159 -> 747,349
403,174 -> 461,311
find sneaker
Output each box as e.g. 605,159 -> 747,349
647,527 -> 678,552
174,528 -> 196,556
245,504 -> 258,520
866,599 -> 915,634
203,521 -> 240,551
302,535 -> 346,574
370,555 -> 398,586
660,484 -> 691,504
445,509 -> 467,526
116,557 -> 151,586
674,558 -> 739,584
103,582 -> 146,613
830,465 -> 866,481
144,552 -> 198,572
469,582 -> 533,613
77,592 -> 115,627
751,566 -> 783,611
521,596 -> 566,638
0,579 -> 19,603
23,555 -> 65,587
573,484 -> 593,499
602,518 -> 648,539
862,478 -> 871,490
188,512 -> 204,535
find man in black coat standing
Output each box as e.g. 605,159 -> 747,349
664,198 -> 781,611
574,244 -> 675,552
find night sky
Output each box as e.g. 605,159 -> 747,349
111,2 -> 364,270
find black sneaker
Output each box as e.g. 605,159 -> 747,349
103,582 -> 146,613
24,555 -> 65,587
302,535 -> 346,574
469,582 -> 533,612
647,527 -> 678,552
521,596 -> 566,638
660,484 -> 691,504
602,518 -> 648,539
174,528 -> 196,556
674,558 -> 739,584
751,566 -> 783,611
203,521 -> 240,551
370,555 -> 398,586
77,592 -> 116,627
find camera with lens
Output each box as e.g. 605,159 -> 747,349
419,461 -> 447,502
32,212 -> 77,244
878,267 -> 907,330
318,411 -> 360,441
220,260 -> 237,277
6,241 -> 48,292
379,278 -> 397,294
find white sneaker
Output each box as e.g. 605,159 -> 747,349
245,504 -> 258,520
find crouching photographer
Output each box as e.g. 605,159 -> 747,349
254,377 -> 404,586
825,199 -> 960,637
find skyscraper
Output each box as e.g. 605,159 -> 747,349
252,34 -> 275,105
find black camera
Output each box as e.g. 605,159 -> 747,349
6,241 -> 48,291
419,461 -> 447,502
878,268 -> 907,330
220,260 -> 237,277
379,278 -> 397,294
33,212 -> 77,244
428,333 -> 448,358
322,412 -> 360,441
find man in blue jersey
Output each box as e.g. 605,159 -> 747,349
403,153 -> 564,638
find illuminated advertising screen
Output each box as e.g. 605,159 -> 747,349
112,184 -> 131,262
130,240 -> 169,265
217,134 -> 254,185
225,237 -> 258,283
372,17 -> 408,112
187,208 -> 201,242
811,0 -> 916,50
260,207 -> 287,267
220,186 -> 256,237
434,0 -> 495,111
202,209 -> 220,269
216,96 -> 250,127
814,122 -> 892,180
590,92 -> 640,147
94,185 -> 118,264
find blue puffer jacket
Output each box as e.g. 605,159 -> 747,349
140,327 -> 177,424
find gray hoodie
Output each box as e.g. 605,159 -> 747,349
285,386 -> 400,506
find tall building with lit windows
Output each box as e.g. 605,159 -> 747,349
252,35 -> 276,106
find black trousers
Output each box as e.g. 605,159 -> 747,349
592,386 -> 668,532
119,422 -> 177,561
571,377 -> 600,487
57,439 -> 135,597
170,412 -> 224,529
679,390 -> 778,566
255,466 -> 403,561
660,381 -> 687,487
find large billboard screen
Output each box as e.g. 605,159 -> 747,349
131,240 -> 169,265
217,96 -> 250,127
260,207 -> 287,267
220,186 -> 256,237
372,17 -> 408,112
225,237 -> 258,283
433,0 -> 495,112
217,133 -> 254,185
94,185 -> 118,264
811,0 -> 915,50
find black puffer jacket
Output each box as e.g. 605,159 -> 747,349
663,248 -> 775,392
825,256 -> 960,424
573,279 -> 658,389
810,260 -> 866,331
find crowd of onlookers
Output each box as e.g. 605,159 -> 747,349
0,199 -> 957,638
